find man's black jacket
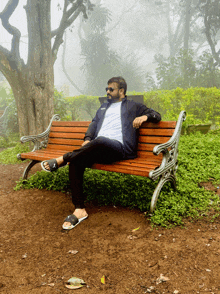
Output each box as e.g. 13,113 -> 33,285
84,96 -> 161,159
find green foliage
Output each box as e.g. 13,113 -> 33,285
0,142 -> 30,164
54,88 -> 70,121
0,133 -> 20,148
0,88 -> 19,134
0,87 -> 10,110
15,132 -> 220,227
142,87 -> 220,125
154,49 -> 220,90
65,95 -> 100,120
54,89 -> 100,121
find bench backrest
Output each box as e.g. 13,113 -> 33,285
99,95 -> 144,105
48,121 -> 177,159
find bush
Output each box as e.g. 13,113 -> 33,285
0,142 -> 30,164
141,87 -> 220,126
15,132 -> 220,227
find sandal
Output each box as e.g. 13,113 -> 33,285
62,214 -> 88,230
41,159 -> 67,172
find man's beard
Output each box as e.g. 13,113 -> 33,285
107,93 -> 120,101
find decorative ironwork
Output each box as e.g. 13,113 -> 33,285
149,110 -> 186,212
22,160 -> 39,180
19,114 -> 60,152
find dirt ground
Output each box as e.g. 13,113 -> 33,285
0,162 -> 220,294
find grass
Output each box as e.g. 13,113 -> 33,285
0,133 -> 30,164
1,131 -> 220,227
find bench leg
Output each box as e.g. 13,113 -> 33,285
150,172 -> 176,212
22,160 -> 39,180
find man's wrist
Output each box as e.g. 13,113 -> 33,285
142,115 -> 148,121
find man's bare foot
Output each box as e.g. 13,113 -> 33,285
63,208 -> 88,228
43,156 -> 64,171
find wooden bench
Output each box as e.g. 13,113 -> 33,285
17,110 -> 186,212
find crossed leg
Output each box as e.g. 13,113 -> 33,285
42,156 -> 88,229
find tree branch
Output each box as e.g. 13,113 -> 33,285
51,3 -> 84,62
0,0 -> 22,68
51,0 -> 69,38
106,2 -> 136,34
166,1 -> 174,57
204,4 -> 220,65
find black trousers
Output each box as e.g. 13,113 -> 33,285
63,136 -> 125,208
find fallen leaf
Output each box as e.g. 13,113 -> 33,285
48,283 -> 55,287
146,286 -> 155,292
127,235 -> 137,240
101,275 -> 105,284
65,277 -> 86,290
132,227 -> 140,232
68,250 -> 78,255
156,274 -> 170,285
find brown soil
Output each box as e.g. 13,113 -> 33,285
0,163 -> 220,294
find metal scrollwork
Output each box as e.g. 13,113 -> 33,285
17,114 -> 60,160
149,110 -> 186,212
19,114 -> 60,152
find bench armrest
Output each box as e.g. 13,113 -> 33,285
153,111 -> 186,155
19,114 -> 60,152
149,111 -> 186,180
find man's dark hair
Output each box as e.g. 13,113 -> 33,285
108,76 -> 127,94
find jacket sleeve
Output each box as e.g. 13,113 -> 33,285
137,103 -> 161,123
84,109 -> 100,141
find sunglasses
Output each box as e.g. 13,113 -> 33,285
105,87 -> 119,92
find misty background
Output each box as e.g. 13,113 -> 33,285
0,0 -> 220,97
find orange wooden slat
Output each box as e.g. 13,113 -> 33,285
138,136 -> 171,144
20,153 -> 57,161
50,126 -> 88,133
47,138 -> 83,146
34,150 -> 67,157
52,120 -> 176,129
137,143 -> 157,152
137,151 -> 163,159
52,121 -> 91,127
141,121 -> 176,129
110,161 -> 160,169
139,128 -> 175,136
46,144 -> 80,151
91,163 -> 152,177
49,132 -> 85,139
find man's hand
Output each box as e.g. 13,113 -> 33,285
82,140 -> 90,147
133,115 -> 148,129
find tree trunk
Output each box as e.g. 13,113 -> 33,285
0,0 -> 54,136
0,0 -> 90,136
184,0 -> 192,50
10,70 -> 54,136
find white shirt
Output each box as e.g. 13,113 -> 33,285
97,101 -> 123,144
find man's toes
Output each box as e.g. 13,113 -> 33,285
44,162 -> 49,170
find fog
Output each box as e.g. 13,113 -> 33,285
0,0 -> 219,96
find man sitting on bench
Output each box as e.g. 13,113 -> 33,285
41,76 -> 161,230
